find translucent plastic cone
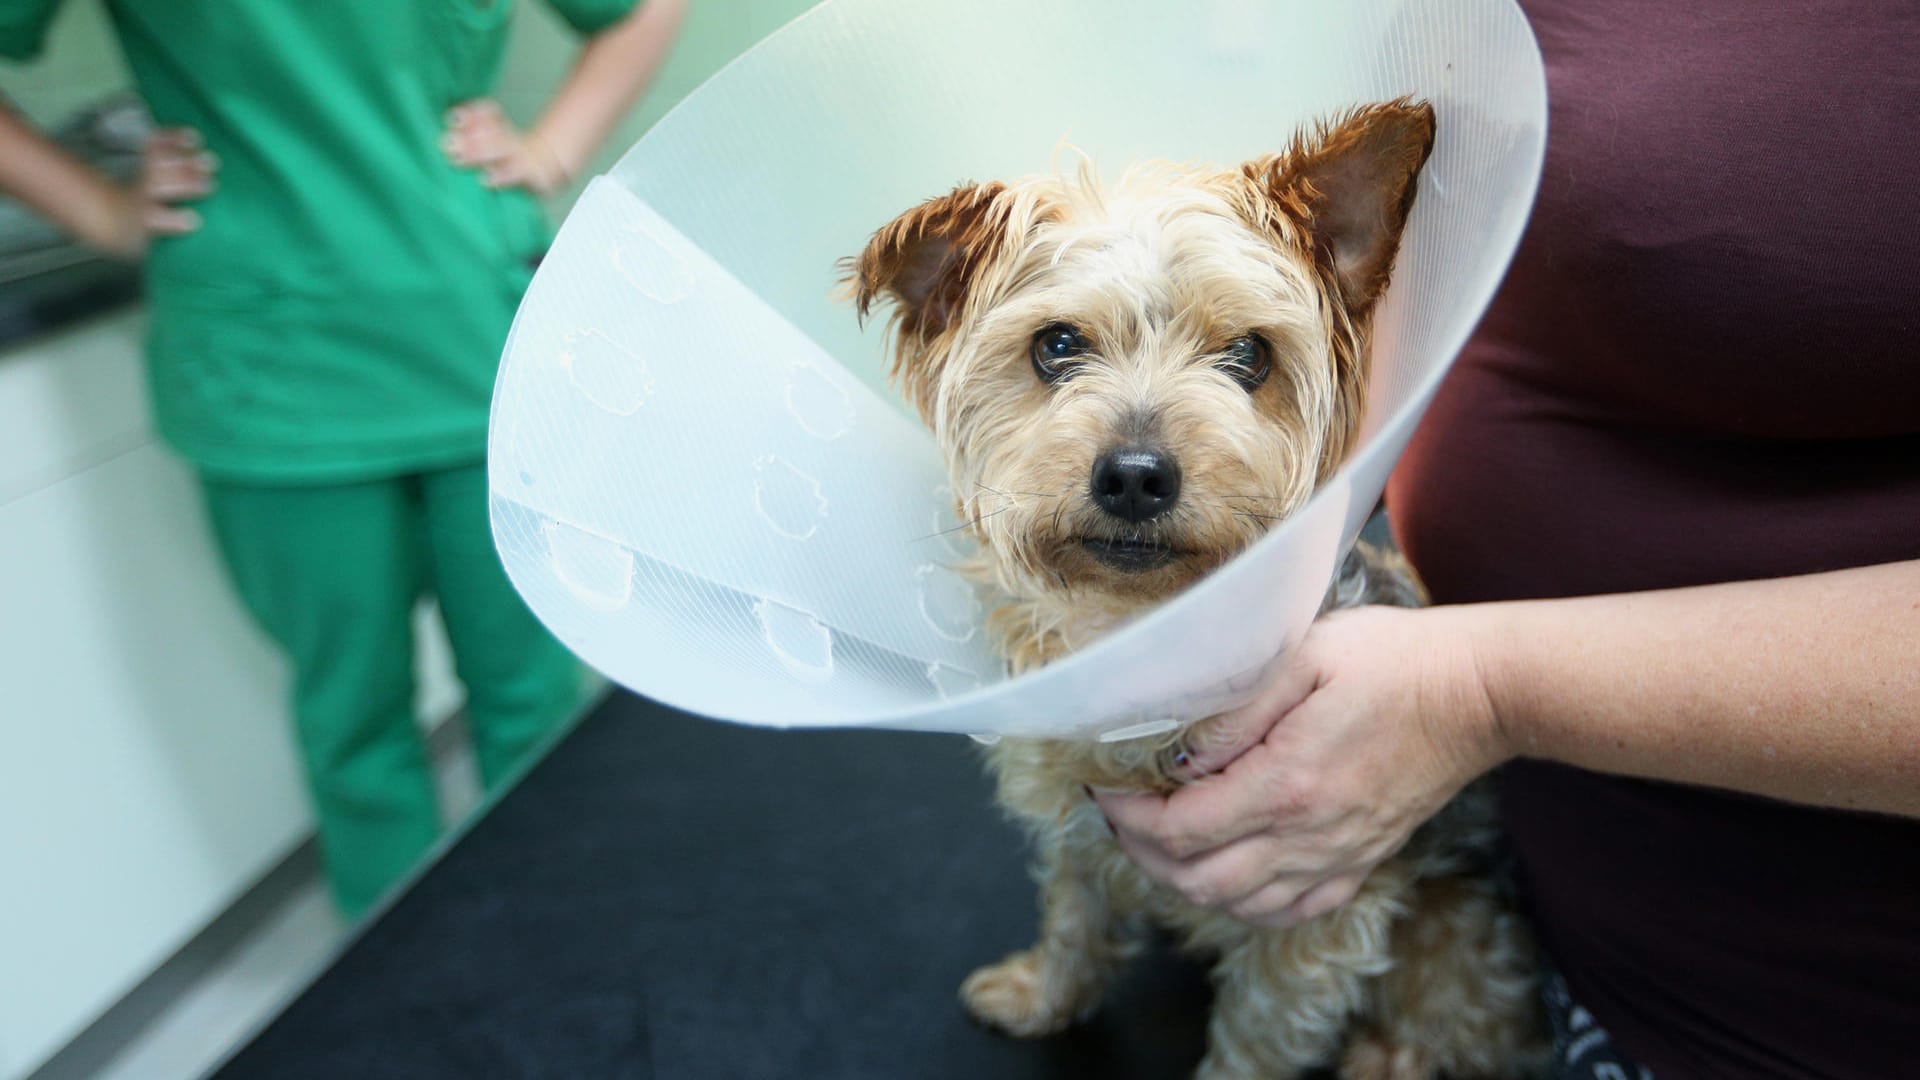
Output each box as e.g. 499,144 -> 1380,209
488,0 -> 1547,739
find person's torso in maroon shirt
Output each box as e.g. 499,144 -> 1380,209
1386,2 -> 1920,1077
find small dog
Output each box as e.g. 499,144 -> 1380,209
847,100 -> 1541,1079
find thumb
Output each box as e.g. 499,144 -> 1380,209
1178,647 -> 1321,778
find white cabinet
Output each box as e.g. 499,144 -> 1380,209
0,310 -> 462,1079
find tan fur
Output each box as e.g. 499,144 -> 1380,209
850,100 -> 1543,1078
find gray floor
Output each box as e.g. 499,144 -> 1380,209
89,880 -> 344,1080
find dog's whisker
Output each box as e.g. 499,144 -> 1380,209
974,482 -> 1062,500
910,506 -> 1014,543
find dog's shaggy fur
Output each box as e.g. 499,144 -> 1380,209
847,100 -> 1542,1079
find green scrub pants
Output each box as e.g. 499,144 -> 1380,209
203,462 -> 582,917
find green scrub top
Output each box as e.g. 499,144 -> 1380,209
1,0 -> 638,482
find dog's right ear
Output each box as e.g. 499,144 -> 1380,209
845,181 -> 1014,345
1244,99 -> 1436,322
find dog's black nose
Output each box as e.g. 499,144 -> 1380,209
1091,446 -> 1181,522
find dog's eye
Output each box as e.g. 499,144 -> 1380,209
1218,334 -> 1271,391
1031,323 -> 1090,383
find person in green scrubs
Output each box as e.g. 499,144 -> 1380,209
0,0 -> 686,916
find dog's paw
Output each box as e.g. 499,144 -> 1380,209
959,950 -> 1082,1038
1338,1030 -> 1436,1080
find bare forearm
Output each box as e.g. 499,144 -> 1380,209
0,105 -> 128,249
1461,559 -> 1920,816
530,0 -> 687,181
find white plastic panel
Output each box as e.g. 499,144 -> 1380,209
490,0 -> 1548,738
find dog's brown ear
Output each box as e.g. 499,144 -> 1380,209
1246,99 -> 1435,318
846,181 -> 1014,343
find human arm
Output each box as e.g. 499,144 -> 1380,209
1094,558 -> 1920,926
441,0 -> 688,195
0,104 -> 212,258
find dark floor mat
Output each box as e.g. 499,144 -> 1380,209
215,694 -> 1215,1079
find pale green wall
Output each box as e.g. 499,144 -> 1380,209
1,0 -> 822,216
0,0 -> 128,126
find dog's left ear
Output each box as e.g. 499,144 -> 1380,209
846,181 -> 1015,344
845,181 -> 1021,421
1246,98 -> 1436,319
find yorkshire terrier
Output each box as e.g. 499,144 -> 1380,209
846,100 -> 1541,1079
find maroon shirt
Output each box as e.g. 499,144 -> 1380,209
1386,2 -> 1920,1077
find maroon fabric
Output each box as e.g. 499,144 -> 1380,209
1386,2 -> 1920,1078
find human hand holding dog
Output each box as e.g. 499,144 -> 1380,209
1098,559 -> 1920,928
1093,605 -> 1510,929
